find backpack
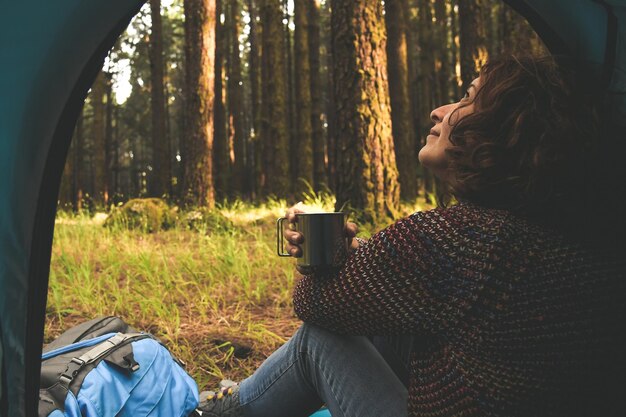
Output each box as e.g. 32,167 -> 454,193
39,316 -> 199,417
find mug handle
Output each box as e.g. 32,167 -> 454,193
276,217 -> 291,257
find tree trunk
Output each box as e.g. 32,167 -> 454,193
260,0 -> 290,199
283,0 -> 297,195
323,0 -> 337,192
73,112 -> 84,211
228,0 -> 247,197
434,0 -> 452,104
294,0 -> 314,197
458,0 -> 488,90
112,105 -> 120,199
308,0 -> 326,191
213,0 -> 230,200
105,72 -> 114,204
91,71 -> 108,207
149,0 -> 170,198
385,0 -> 418,201
184,0 -> 216,208
247,0 -> 262,198
417,0 -> 435,201
59,130 -> 74,209
331,0 -> 400,222
450,0 -> 462,99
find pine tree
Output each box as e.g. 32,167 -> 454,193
331,0 -> 400,221
294,0 -> 314,196
385,0 -> 418,201
260,0 -> 290,198
149,0 -> 171,198
183,0 -> 216,207
228,0 -> 247,196
213,0 -> 230,199
308,0 -> 327,191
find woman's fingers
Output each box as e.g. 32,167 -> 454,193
285,242 -> 302,257
286,204 -> 307,223
284,228 -> 303,244
284,222 -> 303,257
345,222 -> 358,237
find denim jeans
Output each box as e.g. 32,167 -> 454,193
239,323 -> 412,417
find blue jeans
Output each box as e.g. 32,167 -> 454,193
239,323 -> 411,417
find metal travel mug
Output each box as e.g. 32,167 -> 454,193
277,212 -> 349,268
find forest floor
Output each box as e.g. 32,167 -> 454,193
46,195 -> 431,391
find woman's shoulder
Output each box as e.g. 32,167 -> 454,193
404,201 -> 562,249
406,201 -> 520,234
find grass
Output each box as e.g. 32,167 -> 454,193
46,193 -> 431,391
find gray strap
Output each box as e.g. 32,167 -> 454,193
58,332 -> 145,387
77,332 -> 143,364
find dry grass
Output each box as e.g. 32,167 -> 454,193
46,194 -> 431,391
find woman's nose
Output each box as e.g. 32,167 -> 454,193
430,109 -> 442,123
430,103 -> 452,124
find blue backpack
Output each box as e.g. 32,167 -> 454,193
39,316 -> 199,417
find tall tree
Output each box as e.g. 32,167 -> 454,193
183,0 -> 216,207
294,0 -> 314,196
283,0 -> 297,193
149,0 -> 171,198
434,0 -> 452,104
416,0 -> 436,201
308,0 -> 327,191
228,0 -> 247,196
91,71 -> 109,206
332,0 -> 400,221
322,0 -> 337,192
213,0 -> 230,199
105,72 -> 115,201
458,0 -> 488,90
247,0 -> 262,198
385,0 -> 418,201
260,0 -> 290,198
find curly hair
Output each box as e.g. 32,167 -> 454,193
441,55 -> 608,241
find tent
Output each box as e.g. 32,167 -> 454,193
0,0 -> 624,416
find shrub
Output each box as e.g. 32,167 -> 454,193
179,208 -> 234,234
104,198 -> 175,232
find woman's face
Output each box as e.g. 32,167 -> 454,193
418,77 -> 481,179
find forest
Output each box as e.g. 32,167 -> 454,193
57,0 -> 546,221
45,0 -> 554,390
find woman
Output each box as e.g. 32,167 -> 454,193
198,55 -> 626,417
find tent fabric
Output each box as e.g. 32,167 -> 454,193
0,2 -> 144,416
0,0 -> 624,416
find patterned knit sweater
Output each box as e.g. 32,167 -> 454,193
293,202 -> 626,417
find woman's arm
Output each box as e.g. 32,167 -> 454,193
292,206 -> 493,337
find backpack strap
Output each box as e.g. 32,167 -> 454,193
58,332 -> 144,388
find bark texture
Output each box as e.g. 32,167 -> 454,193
184,0 -> 216,208
149,0 -> 170,198
228,0 -> 247,196
213,0 -> 230,198
458,0 -> 488,90
91,71 -> 108,206
385,0 -> 418,201
331,0 -> 400,221
247,0 -> 262,197
294,0 -> 314,196
308,0 -> 326,191
260,0 -> 290,198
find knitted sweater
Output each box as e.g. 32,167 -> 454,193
293,202 -> 626,417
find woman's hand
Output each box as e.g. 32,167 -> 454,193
283,202 -> 361,259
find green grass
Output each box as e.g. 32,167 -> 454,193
46,194 -> 431,391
